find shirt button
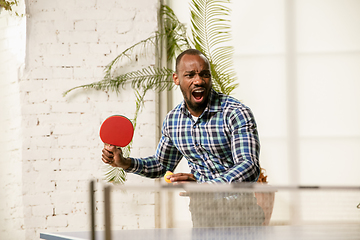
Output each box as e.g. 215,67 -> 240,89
193,125 -> 196,129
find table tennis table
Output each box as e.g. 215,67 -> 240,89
40,182 -> 360,240
40,224 -> 360,240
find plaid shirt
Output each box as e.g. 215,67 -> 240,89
126,89 -> 260,183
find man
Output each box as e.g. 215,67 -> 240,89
102,49 -> 261,184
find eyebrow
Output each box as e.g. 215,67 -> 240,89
184,70 -> 210,73
183,71 -> 196,75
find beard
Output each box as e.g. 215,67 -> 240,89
180,86 -> 210,115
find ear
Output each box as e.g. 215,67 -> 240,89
173,73 -> 180,85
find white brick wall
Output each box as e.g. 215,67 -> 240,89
1,0 -> 160,239
0,1 -> 27,239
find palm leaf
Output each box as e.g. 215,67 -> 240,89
63,66 -> 174,96
0,0 -> 17,11
103,166 -> 126,183
190,0 -> 237,95
102,142 -> 132,184
104,36 -> 158,79
161,5 -> 192,60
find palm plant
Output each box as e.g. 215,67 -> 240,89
0,0 -> 23,16
0,0 -> 17,11
64,0 -> 237,184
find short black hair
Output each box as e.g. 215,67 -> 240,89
175,49 -> 209,73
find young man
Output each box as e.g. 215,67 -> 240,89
102,49 -> 261,183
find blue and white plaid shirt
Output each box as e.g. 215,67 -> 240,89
126,89 -> 260,183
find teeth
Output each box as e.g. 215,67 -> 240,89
194,90 -> 204,93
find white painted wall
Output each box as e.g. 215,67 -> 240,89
0,0 -> 160,239
168,0 -> 360,186
232,0 -> 360,186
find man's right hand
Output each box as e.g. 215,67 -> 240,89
166,173 -> 196,183
101,145 -> 131,169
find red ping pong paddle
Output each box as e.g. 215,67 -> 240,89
99,115 -> 134,147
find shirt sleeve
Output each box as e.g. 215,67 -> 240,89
125,118 -> 183,178
209,107 -> 261,183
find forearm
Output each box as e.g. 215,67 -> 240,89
125,156 -> 167,178
224,107 -> 260,183
208,158 -> 260,183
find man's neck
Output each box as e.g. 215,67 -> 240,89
186,105 -> 205,117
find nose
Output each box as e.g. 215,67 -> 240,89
193,73 -> 204,85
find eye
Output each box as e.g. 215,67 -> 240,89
199,71 -> 211,78
185,73 -> 195,78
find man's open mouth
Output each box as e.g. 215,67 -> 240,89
192,89 -> 205,102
